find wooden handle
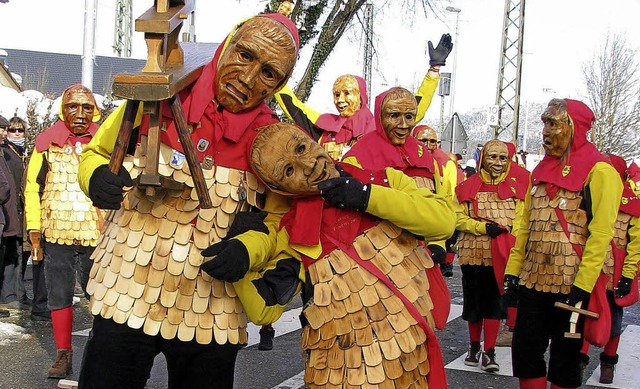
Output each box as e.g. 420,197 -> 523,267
168,95 -> 212,209
108,100 -> 141,175
554,301 -> 599,319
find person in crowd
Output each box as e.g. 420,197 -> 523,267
24,84 -> 104,379
76,10 -> 299,389
274,34 -> 453,161
339,87 -> 453,331
245,121 -> 456,388
0,115 -> 12,318
578,155 -> 640,384
0,116 -> 29,310
494,141 -> 531,347
504,98 -> 622,389
454,139 -> 527,373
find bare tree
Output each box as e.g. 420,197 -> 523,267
583,33 -> 640,160
264,0 -> 438,101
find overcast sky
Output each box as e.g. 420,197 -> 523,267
1,0 -> 640,123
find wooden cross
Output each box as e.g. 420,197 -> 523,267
108,0 -> 213,208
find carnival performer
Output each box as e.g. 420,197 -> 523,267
274,34 -> 453,161
341,87 -> 453,329
495,141 -> 531,347
76,11 -> 299,389
578,155 -> 640,384
504,98 -> 623,389
453,139 -> 527,373
24,84 -> 104,378
243,121 -> 455,388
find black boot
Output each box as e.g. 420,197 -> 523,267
258,324 -> 275,351
464,341 -> 481,366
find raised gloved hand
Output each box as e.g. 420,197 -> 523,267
201,239 -> 250,283
615,276 -> 633,298
227,211 -> 269,239
428,244 -> 447,265
28,230 -> 43,264
88,164 -> 133,209
428,33 -> 453,66
565,285 -> 590,306
318,176 -> 371,212
486,222 -> 508,238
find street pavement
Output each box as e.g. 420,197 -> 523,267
1,264 -> 639,389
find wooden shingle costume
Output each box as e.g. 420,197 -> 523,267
24,84 -> 103,379
247,122 -> 456,388
77,10 -> 300,389
505,99 -> 623,389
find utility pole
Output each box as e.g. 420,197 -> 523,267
82,0 -> 97,90
113,0 -> 133,57
363,2 -> 374,97
446,6 -> 461,153
493,0 -> 526,143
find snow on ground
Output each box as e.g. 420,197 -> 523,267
0,321 -> 31,346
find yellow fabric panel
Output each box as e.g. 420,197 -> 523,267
415,72 -> 440,123
625,215 -> 640,279
78,101 -> 144,196
24,149 -> 45,231
273,84 -> 321,124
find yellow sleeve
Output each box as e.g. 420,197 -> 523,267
78,101 -> 144,195
365,167 -> 456,242
274,84 -> 321,124
510,198 -> 526,238
441,160 -> 459,200
505,183 -> 532,277
235,190 -> 290,271
574,162 -> 623,292
453,195 -> 487,235
624,215 -> 640,279
24,149 -> 45,232
415,72 -> 440,123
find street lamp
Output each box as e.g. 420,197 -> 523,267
446,6 -> 461,152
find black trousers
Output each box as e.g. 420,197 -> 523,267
512,287 -> 587,388
79,316 -> 240,389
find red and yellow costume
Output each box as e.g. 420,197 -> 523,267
505,99 -> 623,389
282,162 -> 455,388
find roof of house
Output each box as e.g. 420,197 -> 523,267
0,61 -> 21,91
3,48 -> 150,98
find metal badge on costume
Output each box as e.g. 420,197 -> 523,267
518,185 -> 588,294
85,140 -> 266,345
40,145 -> 104,246
458,192 -> 516,266
301,221 -> 436,388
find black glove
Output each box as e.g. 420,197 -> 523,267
254,258 -> 301,306
565,285 -> 591,306
227,211 -> 269,239
486,223 -> 508,238
503,274 -> 519,294
428,244 -> 447,265
503,274 -> 519,307
428,33 -> 453,66
201,239 -> 250,283
318,176 -> 371,212
88,164 -> 133,209
615,276 -> 633,298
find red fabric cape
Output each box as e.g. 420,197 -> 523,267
35,120 -> 98,152
531,99 -> 606,192
316,76 -> 375,145
138,13 -> 299,171
343,88 -> 435,178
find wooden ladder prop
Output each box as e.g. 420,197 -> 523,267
108,0 -> 213,208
